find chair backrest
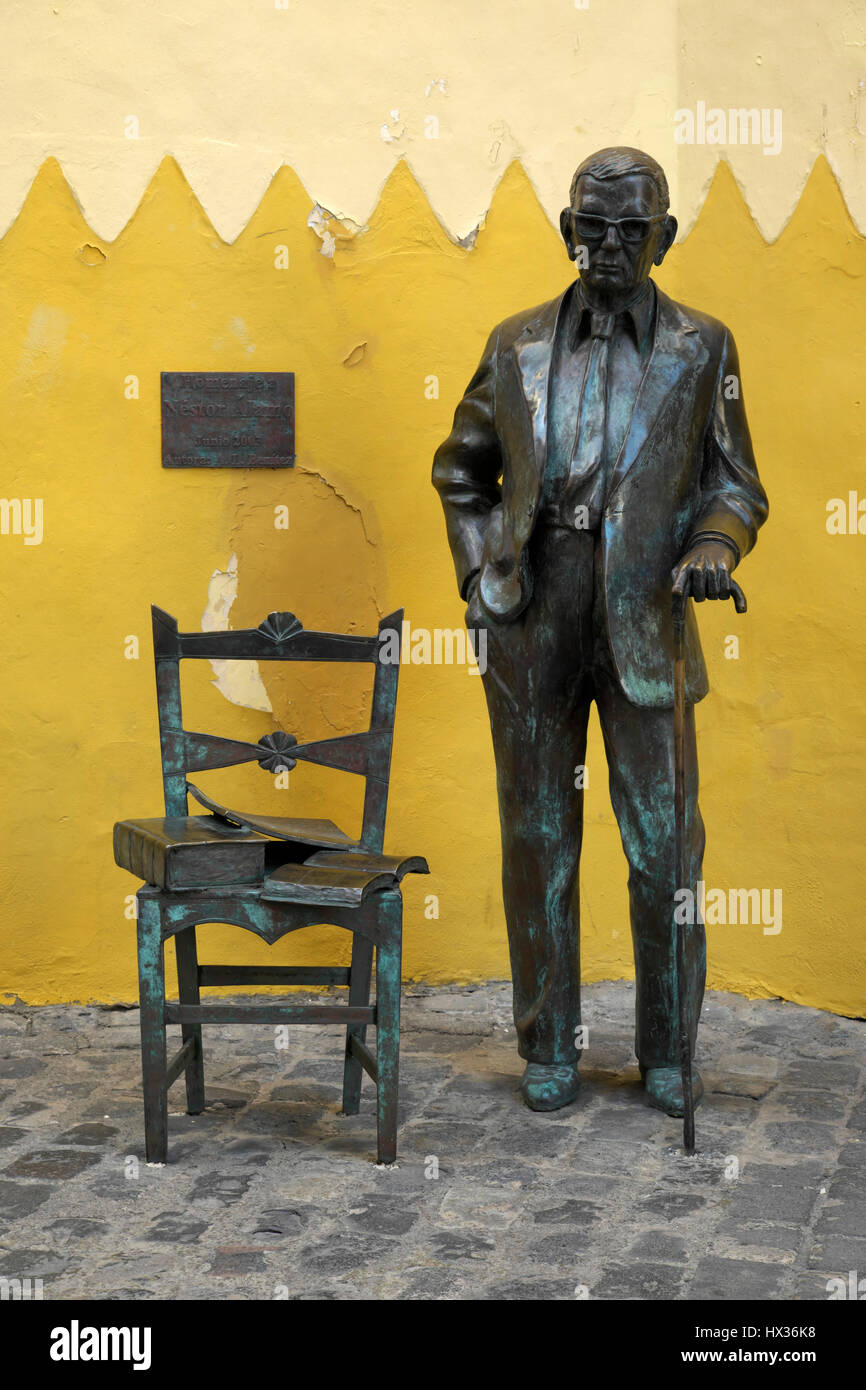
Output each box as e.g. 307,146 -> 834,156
151,605 -> 405,853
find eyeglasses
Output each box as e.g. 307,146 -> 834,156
572,213 -> 667,244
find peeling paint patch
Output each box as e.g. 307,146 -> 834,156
307,203 -> 337,257
488,118 -> 517,168
307,203 -> 364,259
201,553 -> 272,712
342,341 -> 367,367
77,243 -> 107,266
293,464 -> 382,617
456,224 -> 482,250
294,467 -> 374,547
379,109 -> 405,144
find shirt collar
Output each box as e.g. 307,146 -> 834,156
570,278 -> 656,353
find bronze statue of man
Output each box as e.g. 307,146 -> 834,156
432,147 -> 768,1117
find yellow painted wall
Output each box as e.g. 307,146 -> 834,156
0,149 -> 863,1017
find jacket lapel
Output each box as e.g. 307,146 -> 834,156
511,283 -> 706,505
608,287 -> 704,496
512,288 -> 571,484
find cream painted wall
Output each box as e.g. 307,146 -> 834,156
0,1 -> 863,241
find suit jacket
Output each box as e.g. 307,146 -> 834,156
432,282 -> 769,707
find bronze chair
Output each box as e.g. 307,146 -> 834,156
114,604 -> 428,1165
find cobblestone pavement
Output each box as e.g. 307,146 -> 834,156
0,982 -> 863,1301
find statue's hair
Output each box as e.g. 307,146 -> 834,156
568,147 -> 670,212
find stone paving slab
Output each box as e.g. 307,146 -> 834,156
0,982 -> 863,1301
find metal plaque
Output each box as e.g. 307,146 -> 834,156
161,372 -> 295,469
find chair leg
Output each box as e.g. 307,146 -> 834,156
137,895 -> 168,1164
375,896 -> 403,1165
175,927 -> 205,1114
342,934 -> 374,1115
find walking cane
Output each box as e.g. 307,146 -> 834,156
672,576 -> 747,1154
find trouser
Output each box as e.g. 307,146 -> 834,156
467,524 -> 706,1068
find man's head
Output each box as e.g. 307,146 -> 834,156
560,147 -> 677,303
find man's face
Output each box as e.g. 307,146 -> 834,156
561,173 -> 676,297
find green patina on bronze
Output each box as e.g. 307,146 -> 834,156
114,605 -> 428,1165
433,146 -> 768,1133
